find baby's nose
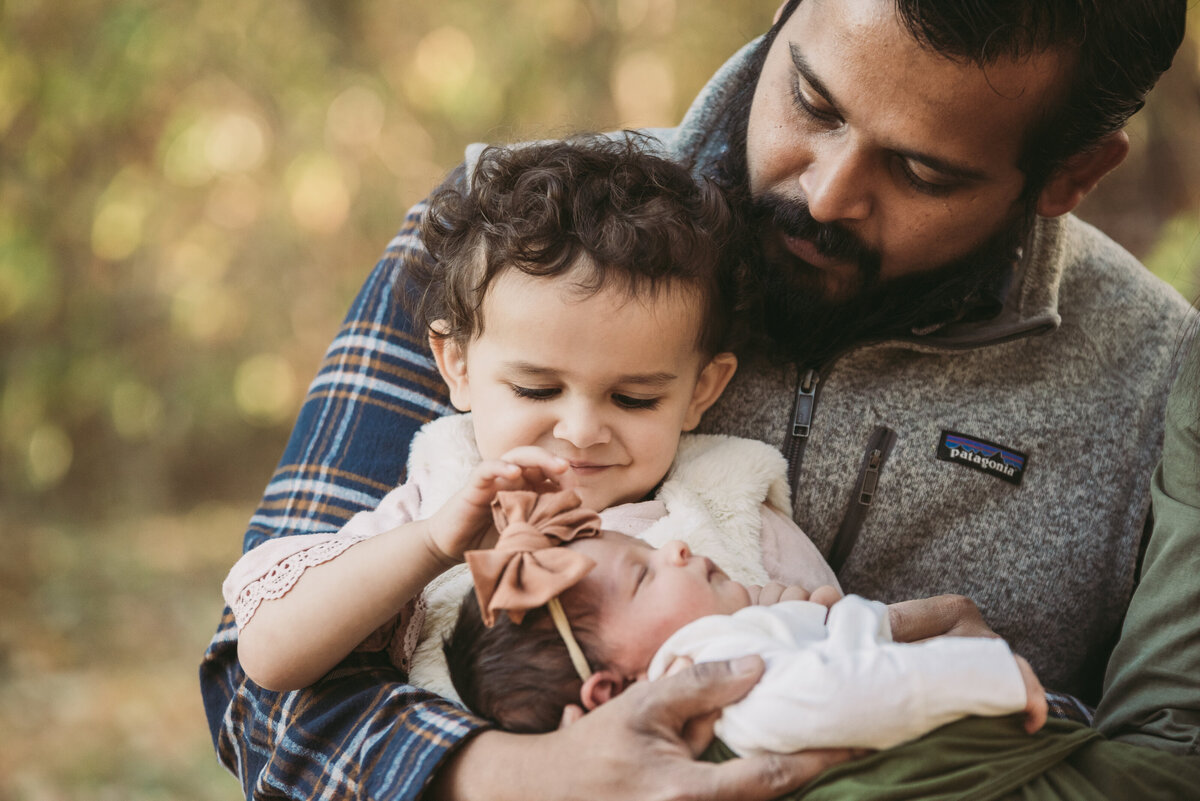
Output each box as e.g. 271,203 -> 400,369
661,539 -> 691,566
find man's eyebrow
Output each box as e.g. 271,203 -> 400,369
788,43 -> 987,184
896,148 -> 989,183
790,43 -> 839,113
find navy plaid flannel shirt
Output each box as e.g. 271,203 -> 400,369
200,196 -> 493,801
199,192 -> 1094,801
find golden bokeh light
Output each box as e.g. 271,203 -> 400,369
204,110 -> 269,174
233,352 -> 297,425
611,50 -> 676,127
413,26 -> 476,92
205,174 -> 263,230
27,423 -> 72,489
287,153 -> 353,235
327,85 -> 387,150
110,380 -> 166,441
170,278 -> 247,344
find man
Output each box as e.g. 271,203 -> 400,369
201,1 -> 1192,799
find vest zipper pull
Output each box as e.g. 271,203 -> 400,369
792,369 -> 820,438
859,449 -> 882,504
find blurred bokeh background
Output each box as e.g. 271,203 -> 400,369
1,2 -> 1197,799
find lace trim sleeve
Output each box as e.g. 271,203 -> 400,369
231,533 -> 374,628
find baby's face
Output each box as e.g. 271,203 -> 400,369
569,531 -> 750,679
433,269 -> 735,511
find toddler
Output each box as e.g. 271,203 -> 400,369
444,489 -> 1045,754
222,134 -> 836,694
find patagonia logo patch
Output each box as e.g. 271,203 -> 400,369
937,430 -> 1028,486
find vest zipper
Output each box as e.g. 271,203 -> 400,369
828,426 -> 898,575
785,368 -> 820,493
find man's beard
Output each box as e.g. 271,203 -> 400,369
743,191 -> 1032,366
714,37 -> 1033,367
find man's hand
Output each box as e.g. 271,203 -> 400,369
887,594 -> 1000,642
890,597 -> 1051,734
432,656 -> 856,801
1014,655 -> 1048,733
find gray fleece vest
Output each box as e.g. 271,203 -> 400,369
663,39 -> 1194,700
696,215 -> 1191,701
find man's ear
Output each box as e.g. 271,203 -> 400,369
1036,131 -> 1129,218
428,326 -> 472,412
579,669 -> 631,711
682,352 -> 738,431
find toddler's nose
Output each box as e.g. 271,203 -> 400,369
553,402 -> 611,449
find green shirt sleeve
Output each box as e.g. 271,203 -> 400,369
1094,332 -> 1200,754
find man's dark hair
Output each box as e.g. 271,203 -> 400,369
409,133 -> 745,357
773,0 -> 1185,188
444,587 -> 606,733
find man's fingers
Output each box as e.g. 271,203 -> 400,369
887,597 -> 946,642
640,655 -> 765,726
664,655 -> 694,677
681,709 -> 722,755
1025,695 -> 1049,734
888,594 -> 994,642
701,748 -> 857,801
1014,656 -> 1048,733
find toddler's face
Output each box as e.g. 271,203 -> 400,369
433,269 -> 735,511
570,531 -> 750,679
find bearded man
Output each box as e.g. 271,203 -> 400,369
202,2 -> 1194,799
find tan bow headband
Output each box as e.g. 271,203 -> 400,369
465,489 -> 601,680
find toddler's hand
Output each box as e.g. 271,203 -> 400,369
424,446 -> 576,564
1014,655 -> 1048,734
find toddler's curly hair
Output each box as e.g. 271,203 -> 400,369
406,132 -> 745,357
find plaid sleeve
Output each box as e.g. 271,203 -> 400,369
200,189 -> 490,801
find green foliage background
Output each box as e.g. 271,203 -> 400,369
0,2 -> 1196,798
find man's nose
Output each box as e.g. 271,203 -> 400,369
552,401 -> 611,449
799,137 -> 872,223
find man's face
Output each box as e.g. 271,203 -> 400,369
744,0 -> 1065,304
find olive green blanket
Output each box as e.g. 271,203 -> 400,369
702,717 -> 1200,800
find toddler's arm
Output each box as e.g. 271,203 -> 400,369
226,447 -> 571,691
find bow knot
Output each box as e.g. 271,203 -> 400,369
466,489 -> 601,626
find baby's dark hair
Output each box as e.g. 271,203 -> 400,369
444,584 -> 607,733
408,132 -> 745,357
